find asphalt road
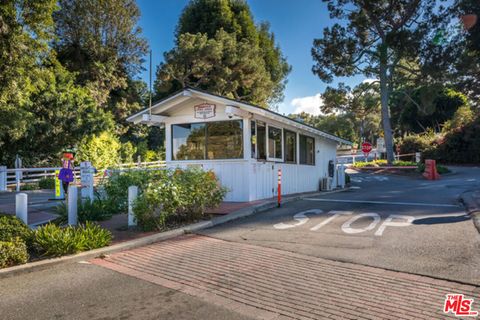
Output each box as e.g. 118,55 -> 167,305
0,262 -> 251,320
199,166 -> 480,285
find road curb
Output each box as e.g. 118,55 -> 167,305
459,190 -> 480,234
0,188 -> 350,279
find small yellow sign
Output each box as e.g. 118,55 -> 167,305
55,170 -> 61,197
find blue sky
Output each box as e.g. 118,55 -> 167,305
136,0 -> 369,115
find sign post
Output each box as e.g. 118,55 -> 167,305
80,161 -> 94,202
361,141 -> 372,161
54,169 -> 65,200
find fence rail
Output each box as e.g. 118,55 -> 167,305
0,160 -> 167,191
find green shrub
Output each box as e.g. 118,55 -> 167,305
133,168 -> 227,231
34,222 -> 112,257
134,178 -> 182,231
437,165 -> 450,174
354,160 -> 417,168
434,118 -> 480,164
77,131 -> 120,169
398,133 -> 437,155
21,183 -> 39,191
173,168 -> 227,220
0,215 -> 33,245
38,177 -> 55,189
393,160 -> 417,166
417,163 -> 450,174
54,197 -> 115,225
103,169 -> 167,213
0,238 -> 29,268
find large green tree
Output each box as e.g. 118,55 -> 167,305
1,60 -> 114,165
322,82 -> 381,142
312,0 -> 443,163
53,0 -> 149,135
0,0 -> 57,156
391,86 -> 470,134
156,0 -> 290,107
156,30 -> 274,107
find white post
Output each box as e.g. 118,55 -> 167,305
128,186 -> 138,227
15,170 -> 20,192
15,155 -> 22,192
0,166 -> 7,192
68,185 -> 78,226
337,164 -> 346,188
80,161 -> 94,202
415,152 -> 421,163
15,193 -> 28,224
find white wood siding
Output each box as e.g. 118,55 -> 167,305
163,96 -> 341,202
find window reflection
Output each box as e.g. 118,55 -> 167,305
268,126 -> 282,159
172,121 -> 243,160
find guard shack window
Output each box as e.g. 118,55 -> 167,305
268,126 -> 283,161
172,120 -> 243,160
284,130 -> 296,163
299,135 -> 315,165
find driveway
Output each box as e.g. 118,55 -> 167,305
198,167 -> 480,285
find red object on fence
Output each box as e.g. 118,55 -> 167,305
277,169 -> 282,207
423,159 -> 440,180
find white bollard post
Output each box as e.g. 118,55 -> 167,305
68,185 -> 78,226
0,166 -> 7,192
15,155 -> 22,192
338,164 -> 346,188
415,152 -> 421,163
16,193 -> 28,224
128,186 -> 138,227
80,161 -> 94,202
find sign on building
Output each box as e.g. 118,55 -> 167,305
194,103 -> 216,119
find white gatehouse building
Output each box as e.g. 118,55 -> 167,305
127,87 -> 350,201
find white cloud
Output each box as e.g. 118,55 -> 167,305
362,78 -> 379,84
291,93 -> 324,115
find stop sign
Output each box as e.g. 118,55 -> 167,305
361,142 -> 372,154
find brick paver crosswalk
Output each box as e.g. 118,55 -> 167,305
91,235 -> 480,319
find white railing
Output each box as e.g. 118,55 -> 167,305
6,167 -> 81,188
0,160 -> 167,191
115,160 -> 166,169
337,152 -> 421,165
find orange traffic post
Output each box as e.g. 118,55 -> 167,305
277,169 -> 282,207
423,159 -> 441,180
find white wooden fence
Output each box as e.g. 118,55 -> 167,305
0,160 -> 166,192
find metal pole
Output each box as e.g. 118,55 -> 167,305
68,185 -> 78,226
15,193 -> 28,224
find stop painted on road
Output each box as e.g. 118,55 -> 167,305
273,209 -> 415,236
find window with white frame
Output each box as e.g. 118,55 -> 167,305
284,130 -> 296,163
299,134 -> 315,165
267,125 -> 283,161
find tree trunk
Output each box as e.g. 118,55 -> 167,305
379,47 -> 395,164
